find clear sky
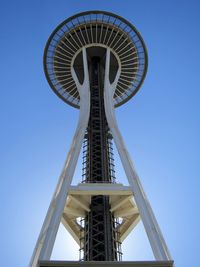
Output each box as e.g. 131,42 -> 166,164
0,0 -> 199,266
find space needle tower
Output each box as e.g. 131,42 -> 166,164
29,11 -> 173,267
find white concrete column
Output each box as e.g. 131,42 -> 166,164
104,48 -> 171,261
29,48 -> 90,267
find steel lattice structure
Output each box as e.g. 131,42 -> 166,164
80,57 -> 120,261
29,10 -> 173,267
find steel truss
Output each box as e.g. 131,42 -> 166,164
80,57 -> 121,261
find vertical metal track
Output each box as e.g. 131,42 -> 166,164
87,57 -> 111,184
80,57 -> 120,261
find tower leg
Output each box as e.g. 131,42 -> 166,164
104,48 -> 171,261
29,48 -> 90,267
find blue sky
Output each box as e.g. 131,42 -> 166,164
0,1 -> 200,266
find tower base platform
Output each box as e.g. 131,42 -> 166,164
39,261 -> 174,267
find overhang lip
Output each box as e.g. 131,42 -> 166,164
43,10 -> 148,109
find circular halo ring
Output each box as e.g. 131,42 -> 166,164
44,10 -> 148,108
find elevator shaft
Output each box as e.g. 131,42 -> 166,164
83,57 -> 117,261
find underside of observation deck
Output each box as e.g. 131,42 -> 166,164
44,10 -> 147,108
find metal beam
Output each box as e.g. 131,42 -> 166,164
69,184 -> 132,196
110,195 -> 132,212
104,48 -> 172,261
29,48 -> 90,267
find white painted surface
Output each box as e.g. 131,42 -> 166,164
69,183 -> 132,195
103,48 -> 171,261
29,48 -> 90,267
62,183 -> 140,245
